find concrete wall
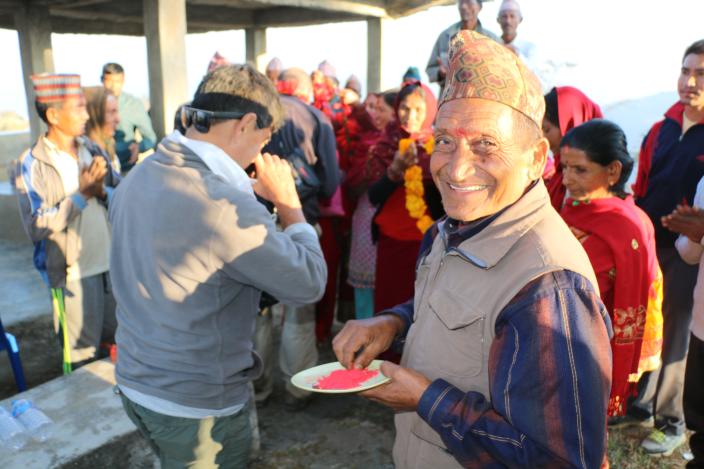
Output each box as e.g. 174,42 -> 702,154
0,131 -> 31,243
0,130 -> 31,182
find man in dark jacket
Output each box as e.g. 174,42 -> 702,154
254,67 -> 340,409
622,39 -> 704,457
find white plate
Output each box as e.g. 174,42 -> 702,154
290,360 -> 390,394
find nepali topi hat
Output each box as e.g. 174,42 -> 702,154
31,73 -> 82,103
440,30 -> 544,128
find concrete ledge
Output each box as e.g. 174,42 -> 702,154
0,359 -> 143,468
0,184 -> 28,244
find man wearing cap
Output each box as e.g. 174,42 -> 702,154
14,74 -> 120,371
496,0 -> 536,62
334,31 -> 612,468
109,64 -> 326,465
426,0 -> 499,95
101,62 -> 157,174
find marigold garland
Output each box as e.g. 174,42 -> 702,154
399,138 -> 435,234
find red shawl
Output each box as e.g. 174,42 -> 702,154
546,87 -> 603,210
366,81 -> 438,184
561,196 -> 659,416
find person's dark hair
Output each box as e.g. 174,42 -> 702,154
543,87 -> 559,127
683,39 -> 704,61
560,119 -> 634,197
34,101 -> 63,125
380,89 -> 398,108
190,63 -> 284,131
396,82 -> 425,110
101,62 -> 124,79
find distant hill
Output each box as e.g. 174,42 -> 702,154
0,112 -> 29,132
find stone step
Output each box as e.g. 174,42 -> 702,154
0,359 -> 149,468
0,358 -> 261,468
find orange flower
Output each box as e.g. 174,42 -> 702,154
399,138 -> 413,155
417,215 -> 434,233
423,138 -> 434,155
403,164 -> 432,234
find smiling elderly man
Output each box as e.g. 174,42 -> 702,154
334,31 -> 612,468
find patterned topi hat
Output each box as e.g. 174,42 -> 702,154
30,74 -> 82,103
440,30 -> 544,127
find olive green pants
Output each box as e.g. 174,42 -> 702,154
120,394 -> 252,469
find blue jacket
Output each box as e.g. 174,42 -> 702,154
634,102 -> 704,247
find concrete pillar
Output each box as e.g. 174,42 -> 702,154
143,0 -> 188,140
14,3 -> 55,142
245,28 -> 267,73
366,17 -> 388,93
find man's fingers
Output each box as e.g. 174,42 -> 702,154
253,153 -> 265,170
332,325 -> 354,366
379,361 -> 399,380
342,332 -> 369,370
353,340 -> 384,369
359,382 -> 390,400
334,320 -> 381,370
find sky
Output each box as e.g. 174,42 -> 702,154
1,0 -> 702,147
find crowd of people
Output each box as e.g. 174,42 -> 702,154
7,0 -> 704,467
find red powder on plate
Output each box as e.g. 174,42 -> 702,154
315,368 -> 379,390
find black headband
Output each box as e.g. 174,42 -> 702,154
191,92 -> 273,129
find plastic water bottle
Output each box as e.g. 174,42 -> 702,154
0,406 -> 29,450
11,399 -> 52,442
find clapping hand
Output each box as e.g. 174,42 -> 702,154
437,57 -> 448,81
79,156 -> 108,200
662,204 -> 704,243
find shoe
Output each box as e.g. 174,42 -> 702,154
283,391 -> 313,411
608,414 -> 654,429
641,429 -> 686,456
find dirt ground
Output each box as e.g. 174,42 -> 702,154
0,316 -> 693,468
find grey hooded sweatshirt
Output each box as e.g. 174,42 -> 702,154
109,138 -> 326,409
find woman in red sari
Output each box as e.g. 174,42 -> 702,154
542,86 -> 603,210
559,119 -> 663,418
366,81 -> 442,313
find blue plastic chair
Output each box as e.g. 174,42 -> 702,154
0,317 -> 27,392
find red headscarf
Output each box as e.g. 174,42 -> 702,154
561,196 -> 660,416
366,81 -> 437,184
546,87 -> 603,209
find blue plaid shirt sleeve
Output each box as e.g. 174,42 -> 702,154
416,270 -> 613,469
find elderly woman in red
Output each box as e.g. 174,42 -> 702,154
542,86 -> 603,210
366,81 -> 442,313
559,119 -> 663,418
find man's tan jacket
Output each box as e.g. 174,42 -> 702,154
393,181 -> 599,468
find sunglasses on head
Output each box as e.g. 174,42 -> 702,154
180,106 -> 271,133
